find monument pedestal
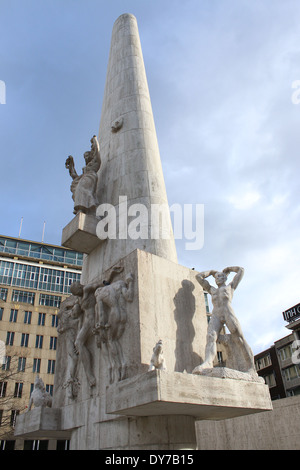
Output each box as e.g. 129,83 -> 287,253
15,369 -> 272,449
61,212 -> 101,254
15,250 -> 272,450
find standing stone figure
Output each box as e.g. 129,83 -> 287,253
57,295 -> 80,399
94,273 -> 134,384
66,267 -> 125,391
193,266 -> 256,376
65,135 -> 101,215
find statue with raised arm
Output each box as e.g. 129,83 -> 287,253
65,135 -> 101,215
193,266 -> 257,377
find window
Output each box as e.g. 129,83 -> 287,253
24,311 -> 32,324
39,268 -> 64,293
21,333 -> 29,347
2,356 -> 11,370
0,288 -> 8,301
35,335 -> 43,349
64,271 -> 81,293
6,332 -> 14,346
14,382 -> 23,398
12,264 -> 39,289
264,372 -> 276,388
9,309 -> 18,322
0,308 -> 3,321
33,358 -> 41,373
278,345 -> 293,362
255,354 -> 272,371
39,293 -> 61,308
0,382 -> 7,397
51,314 -> 58,328
283,365 -> 300,381
0,260 -> 13,285
47,360 -> 55,374
46,384 -> 53,396
10,410 -> 19,427
49,336 -> 57,350
12,289 -> 35,305
18,357 -> 26,372
38,313 -> 46,326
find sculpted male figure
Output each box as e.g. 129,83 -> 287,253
193,266 -> 256,375
69,267 -> 124,389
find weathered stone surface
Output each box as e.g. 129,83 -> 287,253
61,212 -> 102,253
196,395 -> 300,450
14,408 -> 70,440
106,370 -> 272,420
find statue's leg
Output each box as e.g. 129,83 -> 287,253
75,321 -> 96,387
193,315 -> 222,373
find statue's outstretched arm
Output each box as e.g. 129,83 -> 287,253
65,155 -> 78,180
223,266 -> 244,290
90,135 -> 101,168
195,270 -> 217,293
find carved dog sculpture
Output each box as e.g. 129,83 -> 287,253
148,340 -> 166,371
27,376 -> 52,411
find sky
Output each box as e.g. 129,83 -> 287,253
0,0 -> 300,354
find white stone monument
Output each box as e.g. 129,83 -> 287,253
15,13 -> 272,450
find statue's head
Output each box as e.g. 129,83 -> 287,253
70,282 -> 83,297
34,376 -> 44,389
214,271 -> 227,286
84,151 -> 92,164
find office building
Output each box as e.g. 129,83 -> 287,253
255,302 -> 300,400
0,235 -> 82,449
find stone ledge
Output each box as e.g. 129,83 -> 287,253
14,407 -> 71,440
61,212 -> 104,253
106,370 -> 273,420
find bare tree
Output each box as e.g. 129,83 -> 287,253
0,354 -> 29,440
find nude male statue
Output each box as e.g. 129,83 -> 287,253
193,266 -> 256,375
69,267 -> 124,389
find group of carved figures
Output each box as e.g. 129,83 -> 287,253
27,264 -> 260,409
56,267 -> 134,398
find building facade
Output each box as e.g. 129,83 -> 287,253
255,303 -> 300,400
0,235 -> 82,450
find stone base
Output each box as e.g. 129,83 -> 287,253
15,370 -> 272,448
193,366 -> 265,383
106,370 -> 272,421
14,407 -> 71,440
61,212 -> 103,253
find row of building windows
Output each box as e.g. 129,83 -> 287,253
2,356 -> 56,375
5,332 -> 57,350
0,308 -> 58,327
0,260 -> 81,295
0,289 -> 62,307
0,236 -> 83,267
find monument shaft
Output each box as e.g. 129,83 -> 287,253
82,13 -> 177,283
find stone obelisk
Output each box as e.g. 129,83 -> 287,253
15,13 -> 272,451
81,13 -> 177,284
